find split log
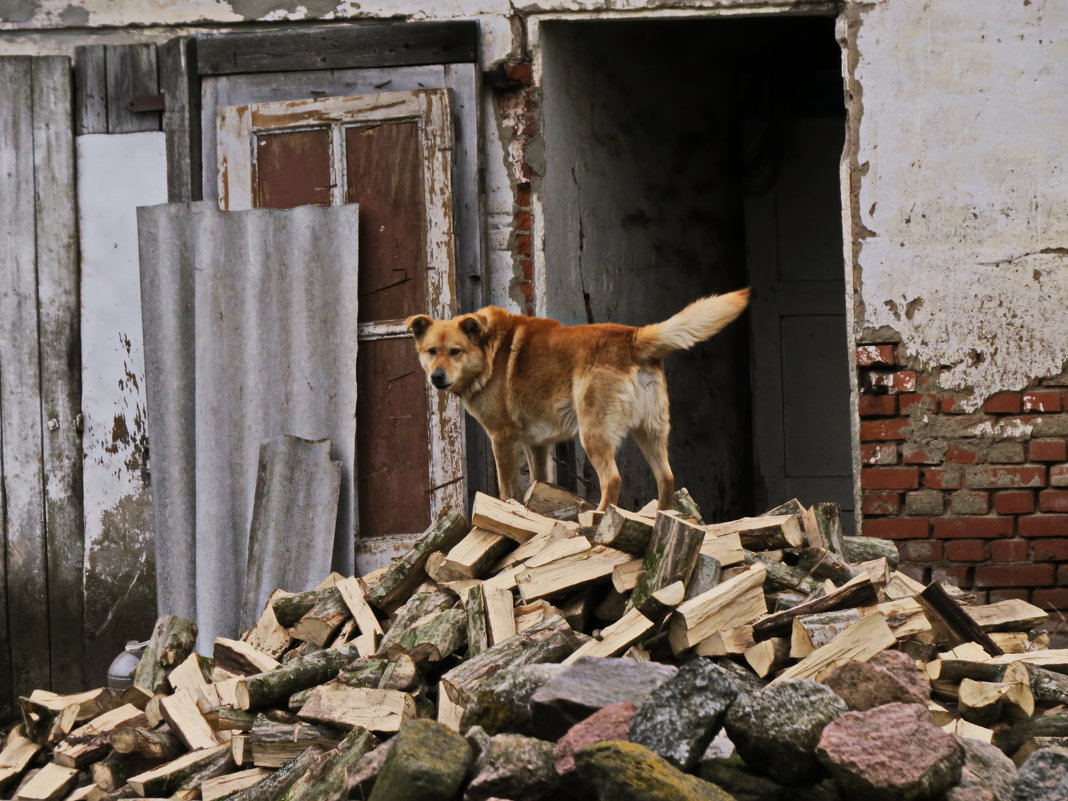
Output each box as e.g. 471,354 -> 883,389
984,648 -> 1068,671
630,513 -> 705,610
242,589 -> 294,659
842,535 -> 900,568
298,684 -> 416,733
965,599 -> 1048,632
772,612 -> 896,684
235,643 -> 363,710
130,616 -> 198,701
592,507 -> 655,555
916,582 -> 1003,656
375,588 -> 455,655
471,493 -> 557,543
160,688 -> 221,750
52,705 -> 145,768
363,507 -> 469,611
334,577 -> 383,639
90,752 -> 154,793
853,557 -> 891,588
436,528 -> 513,581
790,609 -> 863,659
201,767 -> 273,801
668,563 -> 767,654
684,555 -> 721,600
290,590 -> 350,647
801,502 -> 846,557
204,708 -> 257,732
272,589 -> 336,628
752,575 -> 879,641
761,498 -> 805,527
699,530 -> 745,567
214,638 -> 283,676
485,585 -> 517,646
745,637 -> 791,678
611,559 -> 643,594
126,744 -> 234,797
993,710 -> 1068,756
1026,663 -> 1068,706
791,548 -> 858,587
705,515 -> 803,551
515,545 -> 633,602
563,608 -> 655,664
524,536 -> 590,568
437,686 -> 465,732
884,570 -> 926,600
383,607 -> 467,664
247,716 -> 342,768
167,654 -> 213,700
635,581 -> 686,625
958,677 -> 1034,726
22,689 -> 122,727
0,735 -> 40,787
269,725 -> 375,801
522,482 -> 593,519
231,734 -> 251,767
464,584 -> 489,657
440,614 -> 581,704
694,625 -> 756,657
111,726 -> 183,761
672,488 -> 704,522
495,531 -> 556,571
747,552 -> 821,595
16,762 -> 78,801
227,744 -> 324,801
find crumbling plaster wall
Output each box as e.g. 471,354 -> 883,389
844,0 -> 1068,410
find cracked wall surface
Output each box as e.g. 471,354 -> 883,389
850,0 -> 1068,411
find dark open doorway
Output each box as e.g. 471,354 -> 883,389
540,16 -> 852,527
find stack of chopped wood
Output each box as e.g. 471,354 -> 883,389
2,483 -> 1066,801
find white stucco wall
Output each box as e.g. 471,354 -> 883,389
848,0 -> 1068,410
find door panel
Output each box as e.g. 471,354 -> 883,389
255,128 -> 333,208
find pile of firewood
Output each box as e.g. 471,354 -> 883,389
2,484 -> 1066,801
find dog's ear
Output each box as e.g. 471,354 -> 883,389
406,314 -> 433,340
459,313 -> 488,343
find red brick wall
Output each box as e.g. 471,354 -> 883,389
858,343 -> 1068,612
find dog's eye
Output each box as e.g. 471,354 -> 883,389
449,348 -> 462,357
427,347 -> 437,356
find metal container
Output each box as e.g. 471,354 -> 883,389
107,640 -> 148,691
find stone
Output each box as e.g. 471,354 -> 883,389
823,649 -> 929,711
367,719 -> 473,801
816,702 -> 964,801
1014,746 -> 1068,801
944,738 -> 1016,801
698,755 -> 786,801
461,664 -> 566,736
573,741 -> 736,801
724,679 -> 847,784
529,657 -> 677,740
465,733 -> 558,801
630,658 -> 740,769
553,701 -> 636,775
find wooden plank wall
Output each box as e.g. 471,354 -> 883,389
0,56 -> 81,719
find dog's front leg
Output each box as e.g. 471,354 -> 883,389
490,435 -> 521,500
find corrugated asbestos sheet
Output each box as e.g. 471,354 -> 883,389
137,201 -> 359,647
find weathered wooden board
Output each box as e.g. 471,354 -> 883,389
104,44 -> 160,134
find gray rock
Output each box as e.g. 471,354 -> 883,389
943,738 -> 1016,801
530,657 -> 677,740
699,755 -> 786,801
630,658 -> 740,769
725,679 -> 847,784
461,664 -> 566,736
367,719 -> 473,801
464,734 -> 558,801
1014,746 -> 1068,801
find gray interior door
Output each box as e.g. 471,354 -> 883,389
746,115 -> 854,530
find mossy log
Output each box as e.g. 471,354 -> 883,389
273,589 -> 340,629
111,726 -> 183,761
745,551 -> 821,595
630,513 -> 704,611
126,744 -> 234,797
790,548 -> 858,587
335,656 -> 418,692
275,726 -> 376,801
131,615 -> 198,698
841,536 -> 900,568
465,584 -> 490,658
375,588 -> 456,655
291,591 -> 350,647
802,502 -> 847,557
1027,663 -> 1068,706
364,508 -> 470,612
592,507 -> 655,555
227,745 -> 325,801
236,643 -> 362,711
671,488 -> 704,522
204,707 -> 257,732
384,608 -> 467,665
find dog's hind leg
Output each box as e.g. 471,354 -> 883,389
632,425 -> 675,511
580,430 -> 623,511
524,444 -> 551,484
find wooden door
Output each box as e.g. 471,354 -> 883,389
746,115 -> 854,530
216,90 -> 464,539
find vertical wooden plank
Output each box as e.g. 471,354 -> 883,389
159,36 -> 202,202
32,56 -> 85,694
74,46 -> 107,135
105,44 -> 159,134
0,56 -> 52,705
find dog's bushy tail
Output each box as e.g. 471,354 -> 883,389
635,289 -> 750,360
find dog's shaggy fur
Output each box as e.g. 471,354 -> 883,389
407,289 -> 750,511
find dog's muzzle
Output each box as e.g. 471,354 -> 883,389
430,368 -> 451,389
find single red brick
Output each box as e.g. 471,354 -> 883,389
994,491 -> 1035,515
983,392 -> 1023,414
924,467 -> 963,490
948,490 -> 990,515
932,565 -> 971,588
933,517 -> 1013,539
515,232 -> 532,256
990,539 -> 1029,562
859,395 -> 897,417
1040,490 -> 1068,512
856,344 -> 895,367
515,185 -> 532,208
944,444 -> 982,465
859,418 -> 910,441
898,393 -> 935,415
861,492 -> 902,515
975,563 -> 1054,587
899,539 -> 943,562
519,256 -> 533,281
863,517 -> 929,540
939,395 -> 970,414
1019,515 -> 1068,537
989,588 -> 1031,603
1051,464 -> 1068,487
862,467 -> 920,490
1033,588 -> 1068,610
1023,390 -> 1062,413
892,371 -> 917,393
902,443 -> 945,465
898,564 -> 928,583
964,466 -> 1047,489
1033,539 -> 1068,561
861,443 -> 899,466
945,539 -> 987,561
513,209 -> 533,231
1028,439 -> 1067,462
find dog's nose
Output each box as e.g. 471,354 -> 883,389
430,368 -> 448,388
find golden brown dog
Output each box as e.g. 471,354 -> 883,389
406,289 -> 750,511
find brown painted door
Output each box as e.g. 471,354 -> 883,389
217,91 -> 465,540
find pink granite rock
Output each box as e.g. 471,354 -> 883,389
816,702 -> 964,801
552,700 -> 636,775
823,649 -> 930,711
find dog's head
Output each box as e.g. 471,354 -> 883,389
406,311 -> 490,394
